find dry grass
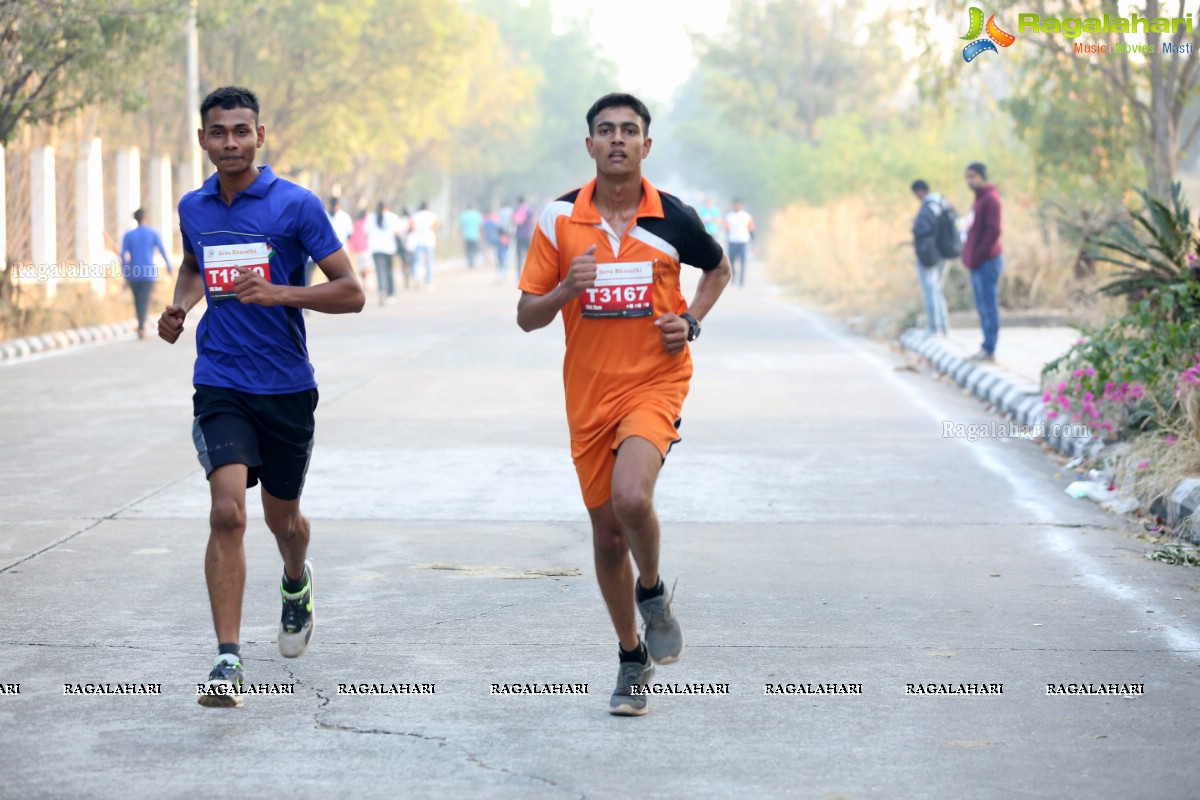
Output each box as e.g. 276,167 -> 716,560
0,278 -> 153,339
1110,393 -> 1200,534
766,196 -> 918,336
766,196 -> 1122,337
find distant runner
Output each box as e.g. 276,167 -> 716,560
724,198 -> 754,288
120,208 -> 172,339
698,195 -> 723,242
158,86 -> 364,708
517,93 -> 732,716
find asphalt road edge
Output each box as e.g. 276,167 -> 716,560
899,327 -> 1200,545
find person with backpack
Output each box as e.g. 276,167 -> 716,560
910,179 -> 952,336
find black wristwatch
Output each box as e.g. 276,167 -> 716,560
680,312 -> 701,342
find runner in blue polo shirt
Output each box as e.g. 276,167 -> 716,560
157,86 -> 365,708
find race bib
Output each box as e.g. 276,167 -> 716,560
202,242 -> 272,301
581,261 -> 653,318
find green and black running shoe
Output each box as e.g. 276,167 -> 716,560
198,654 -> 244,709
279,560 -> 315,658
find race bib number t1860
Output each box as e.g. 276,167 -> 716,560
203,242 -> 272,301
582,261 -> 654,319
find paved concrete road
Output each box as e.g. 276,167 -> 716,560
1,265 -> 1198,799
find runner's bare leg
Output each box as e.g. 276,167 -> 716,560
206,464 -> 249,644
588,435 -> 664,651
262,488 -> 309,582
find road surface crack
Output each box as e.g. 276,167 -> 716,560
312,696 -> 580,797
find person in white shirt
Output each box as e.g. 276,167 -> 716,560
306,196 -> 356,288
724,198 -> 755,288
397,207 -> 414,289
409,202 -> 439,289
328,196 -> 353,244
367,201 -> 402,305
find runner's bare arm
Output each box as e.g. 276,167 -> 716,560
685,253 -> 732,322
233,247 -> 365,314
517,245 -> 597,331
158,250 -> 205,344
654,254 -> 732,355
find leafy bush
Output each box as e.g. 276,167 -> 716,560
1044,282 -> 1200,440
1094,182 -> 1199,304
1044,183 -> 1200,443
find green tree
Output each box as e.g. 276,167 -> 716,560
467,0 -> 619,201
0,0 -> 186,145
916,0 -> 1200,199
696,0 -> 901,145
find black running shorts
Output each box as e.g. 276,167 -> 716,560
191,384 -> 319,501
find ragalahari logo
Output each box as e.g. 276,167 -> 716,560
962,7 -> 1016,62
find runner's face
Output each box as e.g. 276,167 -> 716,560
199,107 -> 264,177
587,107 -> 651,177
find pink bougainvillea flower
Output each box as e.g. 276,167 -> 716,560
1136,461 -> 1150,470
1166,435 -> 1178,444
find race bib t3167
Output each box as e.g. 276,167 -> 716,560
202,242 -> 272,301
582,261 -> 654,319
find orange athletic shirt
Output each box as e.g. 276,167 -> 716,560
518,177 -> 724,439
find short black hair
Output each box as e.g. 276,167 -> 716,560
911,179 -> 929,193
966,162 -> 988,180
133,208 -> 145,223
200,86 -> 259,126
586,93 -> 651,136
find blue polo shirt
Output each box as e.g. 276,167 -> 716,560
121,225 -> 170,281
179,165 -> 342,394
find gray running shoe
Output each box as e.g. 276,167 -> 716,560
636,579 -> 684,665
609,658 -> 655,716
279,560 -> 314,658
197,654 -> 244,709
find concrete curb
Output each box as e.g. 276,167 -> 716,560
0,319 -> 137,363
898,327 -> 1200,545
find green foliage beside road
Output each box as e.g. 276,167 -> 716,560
0,0 -> 186,146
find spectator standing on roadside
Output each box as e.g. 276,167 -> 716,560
910,180 -> 950,337
962,162 -> 1003,362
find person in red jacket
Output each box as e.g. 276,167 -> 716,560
961,162 -> 1003,362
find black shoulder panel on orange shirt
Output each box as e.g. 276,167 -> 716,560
639,190 -> 725,270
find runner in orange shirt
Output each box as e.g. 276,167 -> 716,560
517,93 -> 732,716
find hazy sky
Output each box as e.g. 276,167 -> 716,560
549,0 -> 733,103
